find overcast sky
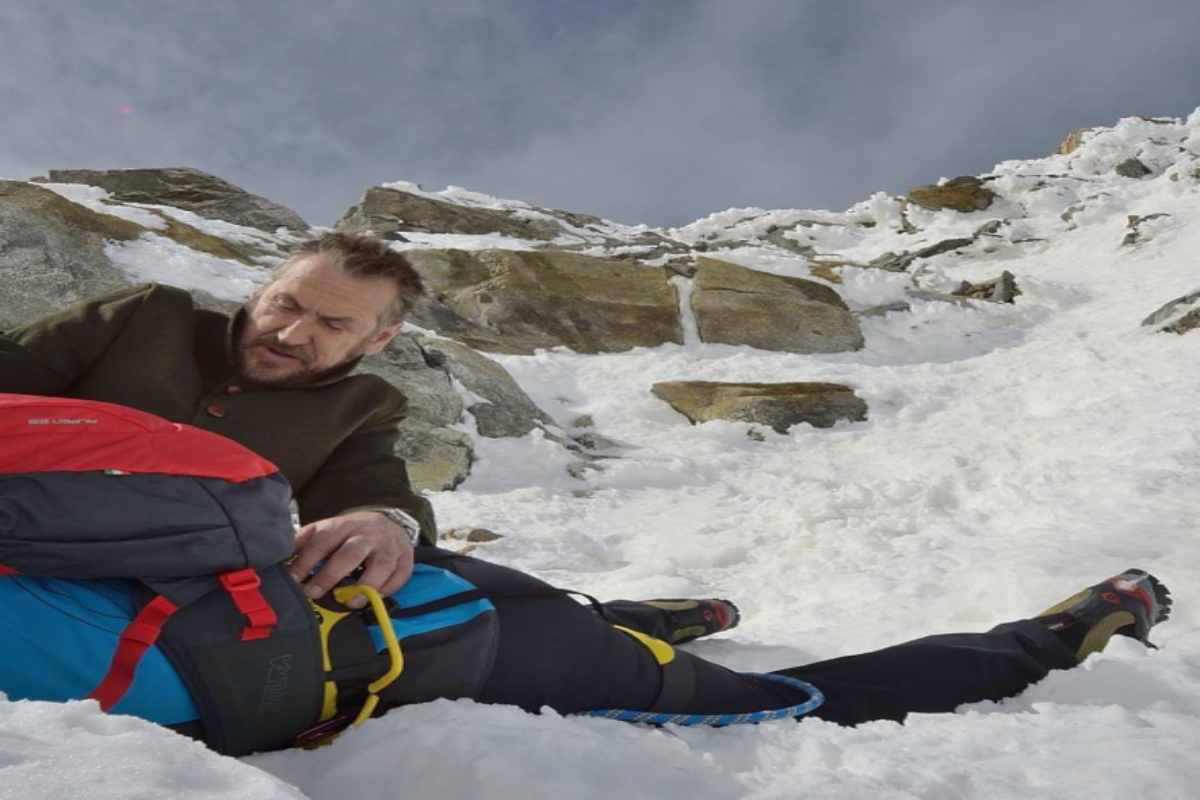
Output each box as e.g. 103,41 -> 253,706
3,1 -> 1199,227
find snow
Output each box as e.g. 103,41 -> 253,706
6,112 -> 1200,798
37,182 -> 168,230
104,235 -> 271,303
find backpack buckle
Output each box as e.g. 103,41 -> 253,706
219,568 -> 277,640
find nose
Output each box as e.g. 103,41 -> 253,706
275,317 -> 312,344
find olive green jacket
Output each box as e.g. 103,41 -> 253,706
0,282 -> 436,542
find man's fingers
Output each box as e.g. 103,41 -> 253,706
357,543 -> 414,600
379,545 -> 415,596
302,536 -> 372,601
287,520 -> 343,585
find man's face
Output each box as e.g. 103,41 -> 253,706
236,254 -> 403,387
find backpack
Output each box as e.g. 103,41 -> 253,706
0,393 -> 497,755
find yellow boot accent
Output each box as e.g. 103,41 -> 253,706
613,625 -> 676,665
1038,588 -> 1092,617
1076,611 -> 1136,661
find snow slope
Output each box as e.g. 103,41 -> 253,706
6,112 -> 1200,799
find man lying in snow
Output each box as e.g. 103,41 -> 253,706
0,232 -> 1174,754
0,394 -> 1174,755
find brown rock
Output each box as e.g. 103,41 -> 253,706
651,381 -> 867,433
908,177 -> 996,213
951,271 -> 1021,304
41,168 -> 308,232
1142,289 -> 1200,335
444,527 -> 505,543
338,186 -> 562,240
689,258 -> 862,353
405,249 -> 683,354
868,237 -> 976,272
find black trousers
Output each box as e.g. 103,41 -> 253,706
437,550 -> 1079,726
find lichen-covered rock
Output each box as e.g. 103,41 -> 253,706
395,424 -> 474,491
907,176 -> 996,212
689,257 -> 862,353
1141,289 -> 1200,335
404,249 -> 683,354
41,168 -> 308,232
337,186 -> 562,241
0,181 -> 140,328
651,381 -> 868,433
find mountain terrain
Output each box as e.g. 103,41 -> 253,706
1,110 -> 1199,799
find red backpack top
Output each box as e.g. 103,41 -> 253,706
0,393 -> 323,755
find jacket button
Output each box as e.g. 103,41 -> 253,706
225,384 -> 243,395
206,403 -> 226,418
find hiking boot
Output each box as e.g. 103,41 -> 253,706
1036,568 -> 1172,662
640,598 -> 741,644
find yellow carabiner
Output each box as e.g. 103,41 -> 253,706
332,584 -> 405,727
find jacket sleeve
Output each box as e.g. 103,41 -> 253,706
0,284 -> 158,395
295,393 -> 438,545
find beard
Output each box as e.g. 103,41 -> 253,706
235,332 -> 368,388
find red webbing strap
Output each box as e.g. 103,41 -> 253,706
219,569 -> 277,641
0,564 -> 18,576
88,595 -> 179,712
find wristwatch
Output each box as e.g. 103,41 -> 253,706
374,507 -> 422,548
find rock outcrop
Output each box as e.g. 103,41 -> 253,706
690,258 -> 863,353
1142,289 -> 1200,335
1115,158 -> 1153,179
0,181 -> 143,328
651,381 -> 868,433
907,176 -> 996,212
404,249 -> 684,354
950,270 -> 1021,304
357,332 -> 560,490
338,186 -> 561,241
39,168 -> 309,233
1056,128 -> 1094,156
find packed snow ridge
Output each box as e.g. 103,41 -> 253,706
9,111 -> 1200,799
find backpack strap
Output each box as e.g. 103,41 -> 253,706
88,595 -> 179,711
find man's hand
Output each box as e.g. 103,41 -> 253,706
288,510 -> 415,607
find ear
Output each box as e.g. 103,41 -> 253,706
362,321 -> 404,355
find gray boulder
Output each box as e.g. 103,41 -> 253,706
40,168 -> 309,233
690,257 -> 863,353
1115,158 -> 1153,179
415,335 -> 554,437
358,331 -> 560,490
651,381 -> 868,433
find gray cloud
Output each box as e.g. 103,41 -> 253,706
2,1 -> 1198,227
